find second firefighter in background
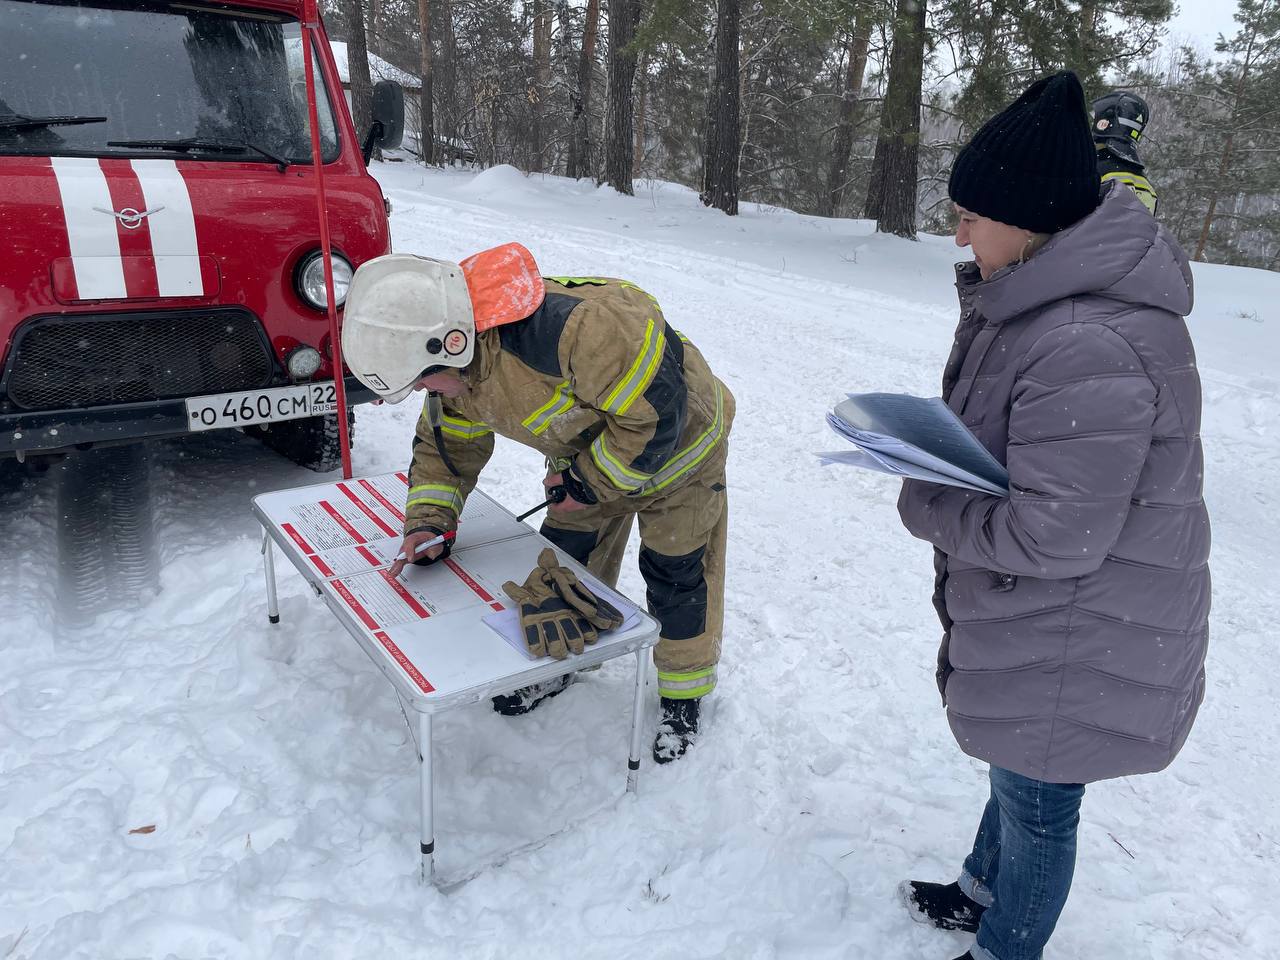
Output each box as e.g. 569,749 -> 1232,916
1091,90 -> 1158,215
341,242 -> 734,763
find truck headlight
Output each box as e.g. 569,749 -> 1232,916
296,250 -> 353,310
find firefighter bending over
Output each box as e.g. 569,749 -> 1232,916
341,243 -> 734,764
1092,90 -> 1158,215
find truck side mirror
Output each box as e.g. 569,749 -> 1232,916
362,80 -> 405,164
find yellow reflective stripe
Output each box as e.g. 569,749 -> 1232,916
521,381 -> 575,435
658,682 -> 715,699
1101,170 -> 1154,192
620,324 -> 665,415
1102,172 -> 1157,214
657,667 -> 717,699
406,483 -> 463,513
439,414 -> 491,440
640,382 -> 726,495
548,276 -> 661,309
589,435 -> 652,490
658,667 -> 716,681
617,280 -> 661,308
602,318 -> 664,415
547,276 -> 609,287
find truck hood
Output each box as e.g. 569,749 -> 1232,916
2,155 -> 387,311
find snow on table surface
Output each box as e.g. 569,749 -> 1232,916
2,163 -> 1277,959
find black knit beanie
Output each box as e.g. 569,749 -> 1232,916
949,71 -> 1100,234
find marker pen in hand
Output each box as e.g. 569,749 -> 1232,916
393,530 -> 456,564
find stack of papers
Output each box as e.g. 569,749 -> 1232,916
820,392 -> 1009,496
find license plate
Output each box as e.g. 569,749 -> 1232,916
185,382 -> 338,432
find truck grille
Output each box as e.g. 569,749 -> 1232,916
3,309 -> 278,411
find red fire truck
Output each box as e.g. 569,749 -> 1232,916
0,0 -> 403,471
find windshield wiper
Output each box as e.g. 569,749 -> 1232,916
0,114 -> 108,131
106,137 -> 290,172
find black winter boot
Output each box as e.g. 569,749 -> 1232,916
652,696 -> 700,764
899,880 -> 986,933
491,674 -> 573,716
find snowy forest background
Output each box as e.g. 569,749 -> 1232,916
326,0 -> 1280,272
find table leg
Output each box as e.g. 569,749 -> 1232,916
419,710 -> 435,884
261,528 -> 280,624
626,647 -> 649,793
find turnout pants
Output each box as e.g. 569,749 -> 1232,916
540,462 -> 728,700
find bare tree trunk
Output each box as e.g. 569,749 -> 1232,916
531,0 -> 552,173
863,0 -> 926,238
345,0 -> 374,147
567,0 -> 600,179
700,0 -> 740,215
1194,23 -> 1258,261
417,0 -> 435,164
1071,1 -> 1098,82
821,15 -> 871,217
604,0 -> 642,194
435,0 -> 458,163
557,0 -> 572,60
367,0 -> 380,55
698,28 -> 717,199
634,49 -> 648,171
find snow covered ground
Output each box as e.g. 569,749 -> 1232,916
3,162 -> 1278,959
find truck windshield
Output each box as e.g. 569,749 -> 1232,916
0,0 -> 339,164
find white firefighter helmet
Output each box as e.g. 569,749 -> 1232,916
341,253 -> 476,403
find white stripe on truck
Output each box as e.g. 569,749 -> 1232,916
130,159 -> 203,296
50,156 -> 127,299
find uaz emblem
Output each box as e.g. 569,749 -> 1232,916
93,205 -> 165,230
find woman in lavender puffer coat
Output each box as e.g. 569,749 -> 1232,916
895,72 -> 1210,960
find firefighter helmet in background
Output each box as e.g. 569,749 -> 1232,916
341,253 -> 476,404
1091,91 -> 1150,165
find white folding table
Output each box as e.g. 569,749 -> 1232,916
251,473 -> 660,884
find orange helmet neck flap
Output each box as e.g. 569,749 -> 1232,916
460,242 -> 545,332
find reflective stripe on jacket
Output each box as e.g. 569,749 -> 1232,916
1098,154 -> 1158,215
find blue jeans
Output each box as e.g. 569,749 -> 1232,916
957,766 -> 1086,960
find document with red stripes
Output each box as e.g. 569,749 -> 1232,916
252,474 -> 652,707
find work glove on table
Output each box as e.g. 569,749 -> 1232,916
503,553 -> 597,660
537,549 -> 624,632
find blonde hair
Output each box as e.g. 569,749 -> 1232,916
1019,232 -> 1052,264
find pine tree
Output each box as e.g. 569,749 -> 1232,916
415,0 -> 434,162
1187,0 -> 1280,262
567,0 -> 601,178
605,0 -> 644,194
435,0 -> 460,163
935,0 -> 1172,139
822,9 -> 873,216
701,0 -> 741,214
864,0 -> 926,237
345,0 -> 375,144
531,0 -> 553,172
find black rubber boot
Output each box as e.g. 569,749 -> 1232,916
899,880 -> 987,933
652,696 -> 700,764
491,674 -> 573,716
